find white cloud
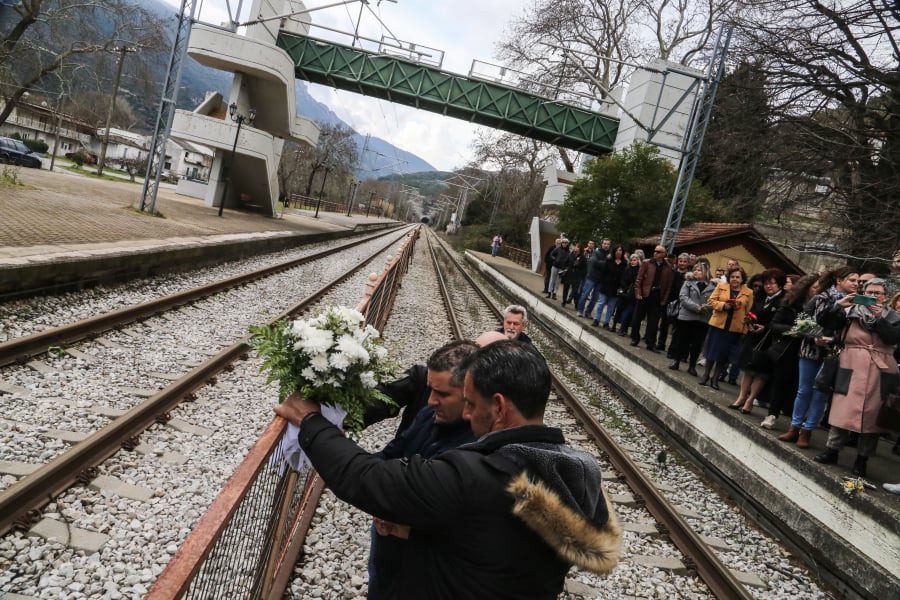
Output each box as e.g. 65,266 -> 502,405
162,0 -> 529,172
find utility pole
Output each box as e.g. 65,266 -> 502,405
97,46 -> 135,177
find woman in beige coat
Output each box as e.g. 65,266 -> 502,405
813,278 -> 900,477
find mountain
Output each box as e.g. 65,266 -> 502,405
144,0 -> 436,178
294,84 -> 437,176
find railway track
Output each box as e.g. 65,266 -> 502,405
425,231 -> 754,598
0,227 -> 832,599
0,226 -> 414,539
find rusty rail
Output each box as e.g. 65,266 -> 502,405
0,228 -> 413,538
144,226 -> 421,599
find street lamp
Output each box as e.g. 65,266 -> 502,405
97,46 -> 136,177
346,180 -> 357,216
313,164 -> 331,218
219,102 -> 256,217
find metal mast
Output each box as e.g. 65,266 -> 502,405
139,0 -> 198,213
660,26 -> 733,252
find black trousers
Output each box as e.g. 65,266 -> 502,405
670,320 -> 708,365
630,292 -> 662,345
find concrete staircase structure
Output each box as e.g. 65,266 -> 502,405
170,0 -> 320,216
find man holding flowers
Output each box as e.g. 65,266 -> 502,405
274,341 -> 621,599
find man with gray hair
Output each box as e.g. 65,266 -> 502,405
497,304 -> 533,344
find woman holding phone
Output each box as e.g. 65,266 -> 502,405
813,278 -> 900,477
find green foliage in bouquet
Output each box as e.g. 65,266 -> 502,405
248,306 -> 398,433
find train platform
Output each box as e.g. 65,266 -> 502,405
467,250 -> 900,600
0,168 -> 397,298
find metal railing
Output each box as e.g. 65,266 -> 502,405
146,226 -> 421,600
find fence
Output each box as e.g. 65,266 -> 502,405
146,226 -> 421,600
287,193 -> 380,217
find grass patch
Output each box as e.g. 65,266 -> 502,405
63,164 -> 142,184
0,164 -> 37,188
125,206 -> 166,219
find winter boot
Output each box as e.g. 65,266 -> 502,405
795,428 -> 812,448
851,455 -> 868,477
813,448 -> 839,464
778,426 -> 800,442
668,360 -> 679,371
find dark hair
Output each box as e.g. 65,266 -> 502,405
611,244 -> 625,259
428,340 -> 479,387
727,266 -> 747,284
760,268 -> 787,288
783,273 -> 819,308
816,266 -> 857,292
457,340 -> 550,419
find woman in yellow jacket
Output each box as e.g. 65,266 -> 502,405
698,267 -> 754,389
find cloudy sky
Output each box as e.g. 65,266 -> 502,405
164,0 -> 532,171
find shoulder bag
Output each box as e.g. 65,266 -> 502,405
744,331 -> 774,372
666,299 -> 681,320
813,326 -> 848,394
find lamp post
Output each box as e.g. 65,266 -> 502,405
219,102 -> 256,217
97,46 -> 136,177
313,165 -> 331,218
346,180 -> 357,216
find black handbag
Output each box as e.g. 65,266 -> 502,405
666,300 -> 681,320
813,326 -> 848,393
813,353 -> 841,393
876,391 -> 900,432
744,332 -> 774,372
766,336 -> 793,362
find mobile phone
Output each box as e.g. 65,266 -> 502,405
852,294 -> 877,306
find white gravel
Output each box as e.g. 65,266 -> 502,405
0,230 -> 832,599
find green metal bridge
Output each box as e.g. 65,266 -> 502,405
276,32 -> 620,156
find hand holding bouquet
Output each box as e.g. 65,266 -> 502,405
783,312 -> 824,338
249,306 -> 398,434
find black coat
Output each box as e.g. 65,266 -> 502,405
299,418 -> 621,600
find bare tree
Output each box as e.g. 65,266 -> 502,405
731,0 -> 900,271
302,122 -> 358,196
0,0 -> 164,127
496,0 -> 740,170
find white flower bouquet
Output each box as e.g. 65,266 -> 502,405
783,312 -> 824,338
249,306 -> 397,434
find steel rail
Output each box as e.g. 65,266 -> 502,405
0,226 -> 407,368
0,229 -> 411,537
424,230 -> 464,340
430,235 -> 753,600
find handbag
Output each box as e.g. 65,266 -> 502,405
876,391 -> 900,432
666,299 -> 681,320
744,331 -> 773,372
766,336 -> 793,362
813,325 -> 848,393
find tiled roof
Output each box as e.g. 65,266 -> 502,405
637,222 -> 753,245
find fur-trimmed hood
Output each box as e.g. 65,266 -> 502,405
467,427 -> 622,574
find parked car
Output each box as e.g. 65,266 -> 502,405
0,136 -> 42,168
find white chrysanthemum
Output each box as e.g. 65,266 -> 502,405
297,327 -> 333,354
338,306 -> 365,326
336,334 -> 370,365
290,320 -> 313,339
361,324 -> 380,341
360,371 -> 377,388
329,351 -> 351,371
372,345 -> 388,360
310,352 -> 330,372
301,367 -> 317,381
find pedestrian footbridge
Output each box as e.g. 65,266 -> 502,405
276,32 -> 620,157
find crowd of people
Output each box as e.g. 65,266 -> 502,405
540,237 -> 900,487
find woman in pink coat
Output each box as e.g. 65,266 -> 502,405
813,278 -> 900,477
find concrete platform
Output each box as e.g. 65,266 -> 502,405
466,250 -> 900,600
0,167 -> 398,299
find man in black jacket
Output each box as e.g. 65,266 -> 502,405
275,341 -> 621,600
367,340 -> 479,600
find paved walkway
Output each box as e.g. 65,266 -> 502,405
0,167 -> 394,265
